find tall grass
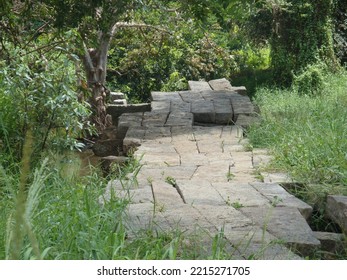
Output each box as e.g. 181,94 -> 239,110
248,70 -> 347,203
0,146 -> 235,260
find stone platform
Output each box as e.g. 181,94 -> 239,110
102,79 -> 322,259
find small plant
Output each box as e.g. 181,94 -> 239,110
226,171 -> 235,182
231,200 -> 244,209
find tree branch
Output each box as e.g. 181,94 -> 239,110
110,22 -> 172,37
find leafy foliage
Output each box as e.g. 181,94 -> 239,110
0,42 -> 92,160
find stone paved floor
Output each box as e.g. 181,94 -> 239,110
102,79 -> 321,259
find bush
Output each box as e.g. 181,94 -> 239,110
293,63 -> 326,95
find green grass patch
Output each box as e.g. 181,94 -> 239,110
248,70 -> 347,202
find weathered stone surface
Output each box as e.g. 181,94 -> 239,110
179,91 -> 203,103
214,100 -> 233,124
230,95 -> 254,116
208,78 -> 233,91
170,101 -> 191,112
151,101 -> 171,113
176,180 -> 224,206
123,126 -> 146,154
188,80 -> 212,91
240,206 -> 320,256
151,91 -> 182,102
212,183 -> 270,207
261,172 -> 293,184
326,195 -> 347,234
230,86 -> 247,96
250,183 -> 313,219
191,100 -> 215,123
102,80 -> 320,259
313,231 -> 346,254
165,112 -> 193,127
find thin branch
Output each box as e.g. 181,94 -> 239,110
110,21 -> 172,37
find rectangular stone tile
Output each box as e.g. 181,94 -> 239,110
180,153 -> 208,165
191,100 -> 215,123
214,100 -> 234,124
194,204 -> 253,229
250,183 -> 313,219
137,165 -> 198,183
197,140 -> 224,153
165,112 -> 193,126
144,126 -> 172,141
151,181 -> 186,206
141,152 -> 180,167
151,101 -> 170,113
179,91 -> 204,102
240,206 -> 321,256
170,101 -> 191,112
151,91 -> 182,102
188,81 -> 212,91
142,112 -> 168,127
212,182 -> 270,207
176,180 -> 225,206
136,141 -> 176,153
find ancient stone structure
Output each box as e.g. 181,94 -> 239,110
101,78 -> 346,259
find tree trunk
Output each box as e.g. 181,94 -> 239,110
82,32 -> 112,131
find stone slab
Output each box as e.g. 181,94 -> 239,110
240,206 -> 320,256
191,100 -> 215,123
188,81 -> 212,91
165,112 -> 193,127
212,183 -> 270,207
326,195 -> 347,234
179,91 -> 204,103
176,180 -> 225,206
208,78 -> 233,91
151,91 -> 182,102
151,101 -> 171,113
250,183 -> 313,219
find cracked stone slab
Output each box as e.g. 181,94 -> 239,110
137,165 -> 198,182
250,183 -> 313,219
240,206 -> 320,256
213,100 -> 234,124
194,205 -> 253,229
212,183 -> 270,207
176,180 -> 225,206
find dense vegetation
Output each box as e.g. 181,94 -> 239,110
0,0 -> 346,259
